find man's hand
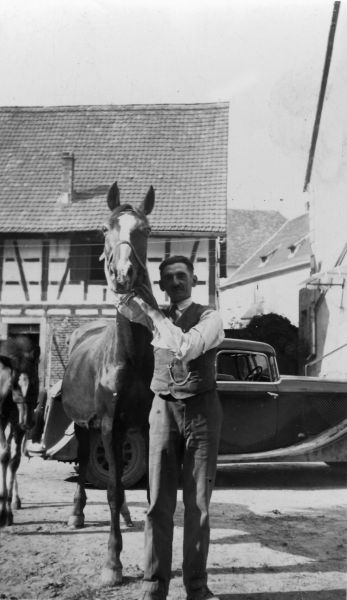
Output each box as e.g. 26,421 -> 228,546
131,296 -> 165,324
114,293 -> 157,331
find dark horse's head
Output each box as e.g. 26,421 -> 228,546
102,182 -> 155,294
0,339 -> 38,431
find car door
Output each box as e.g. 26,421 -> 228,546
276,376 -> 347,447
216,350 -> 279,454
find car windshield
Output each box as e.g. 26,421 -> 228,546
216,351 -> 273,382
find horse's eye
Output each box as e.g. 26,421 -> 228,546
101,224 -> 108,235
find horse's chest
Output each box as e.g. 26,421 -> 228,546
99,361 -> 134,392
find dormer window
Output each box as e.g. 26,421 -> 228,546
259,248 -> 277,267
288,237 -> 305,258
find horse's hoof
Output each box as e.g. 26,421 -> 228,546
100,567 -> 123,586
12,497 -> 21,510
0,511 -> 7,528
125,519 -> 134,528
67,515 -> 84,529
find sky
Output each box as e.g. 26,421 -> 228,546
0,0 -> 342,219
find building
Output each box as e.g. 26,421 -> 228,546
0,103 -> 228,387
220,213 -> 311,328
300,3 -> 347,378
225,208 -> 285,278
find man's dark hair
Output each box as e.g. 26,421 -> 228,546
159,255 -> 194,277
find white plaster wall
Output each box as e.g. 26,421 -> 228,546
220,267 -> 309,329
305,6 -> 347,376
308,5 -> 347,272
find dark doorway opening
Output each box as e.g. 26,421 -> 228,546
7,323 -> 41,365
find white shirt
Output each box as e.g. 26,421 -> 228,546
116,294 -> 225,361
151,298 -> 225,361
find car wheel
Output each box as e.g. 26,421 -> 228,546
85,428 -> 147,489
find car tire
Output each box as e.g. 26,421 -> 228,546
85,428 -> 147,489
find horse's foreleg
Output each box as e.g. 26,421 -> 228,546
7,429 -> 24,521
12,475 -> 21,509
100,415 -> 124,586
68,424 -> 89,529
120,496 -> 133,527
0,423 -> 10,527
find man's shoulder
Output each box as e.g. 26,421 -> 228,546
191,302 -> 218,315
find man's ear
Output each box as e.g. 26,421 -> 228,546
192,274 -> 198,287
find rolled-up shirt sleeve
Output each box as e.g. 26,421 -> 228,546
151,309 -> 225,361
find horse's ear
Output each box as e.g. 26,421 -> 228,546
140,186 -> 155,215
107,181 -> 120,211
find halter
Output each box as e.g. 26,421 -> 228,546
114,240 -> 147,272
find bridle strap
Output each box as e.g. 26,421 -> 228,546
114,240 -> 147,271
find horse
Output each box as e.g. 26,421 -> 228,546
0,338 -> 39,526
62,181 -> 156,585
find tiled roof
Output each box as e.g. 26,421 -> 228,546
221,213 -> 311,288
227,209 -> 286,267
0,103 -> 228,235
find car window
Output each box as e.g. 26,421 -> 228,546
217,351 -> 272,381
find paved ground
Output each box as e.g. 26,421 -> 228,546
0,458 -> 346,599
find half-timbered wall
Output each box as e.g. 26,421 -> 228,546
0,234 -> 218,388
1,236 -> 214,307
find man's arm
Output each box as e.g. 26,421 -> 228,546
117,296 -> 224,360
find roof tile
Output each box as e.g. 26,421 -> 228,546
0,103 -> 228,234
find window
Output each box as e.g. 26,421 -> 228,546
70,240 -> 106,284
217,351 -> 272,381
259,248 -> 278,267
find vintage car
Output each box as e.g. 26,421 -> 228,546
38,338 -> 347,488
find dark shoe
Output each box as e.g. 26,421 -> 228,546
187,588 -> 220,600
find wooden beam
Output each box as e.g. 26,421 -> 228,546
190,240 -> 200,264
303,1 -> 340,192
41,239 -> 50,301
208,238 -> 216,306
13,240 -> 29,301
0,241 -> 3,302
57,254 -> 71,300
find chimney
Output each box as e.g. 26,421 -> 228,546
60,151 -> 75,204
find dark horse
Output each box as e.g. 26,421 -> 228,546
0,338 -> 38,526
62,182 -> 155,585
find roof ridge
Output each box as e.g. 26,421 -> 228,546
0,102 -> 229,113
228,207 -> 285,216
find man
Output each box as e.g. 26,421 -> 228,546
118,255 -> 224,600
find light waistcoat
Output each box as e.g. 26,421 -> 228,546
151,303 -> 217,400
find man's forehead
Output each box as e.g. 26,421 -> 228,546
161,262 -> 192,276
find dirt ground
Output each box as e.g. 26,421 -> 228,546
0,458 -> 346,600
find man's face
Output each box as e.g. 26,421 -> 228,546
160,262 -> 197,303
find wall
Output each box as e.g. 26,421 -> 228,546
220,266 -> 309,329
1,236 -> 212,307
302,5 -> 347,376
0,234 -> 215,389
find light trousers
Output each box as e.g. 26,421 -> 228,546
142,390 -> 222,598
